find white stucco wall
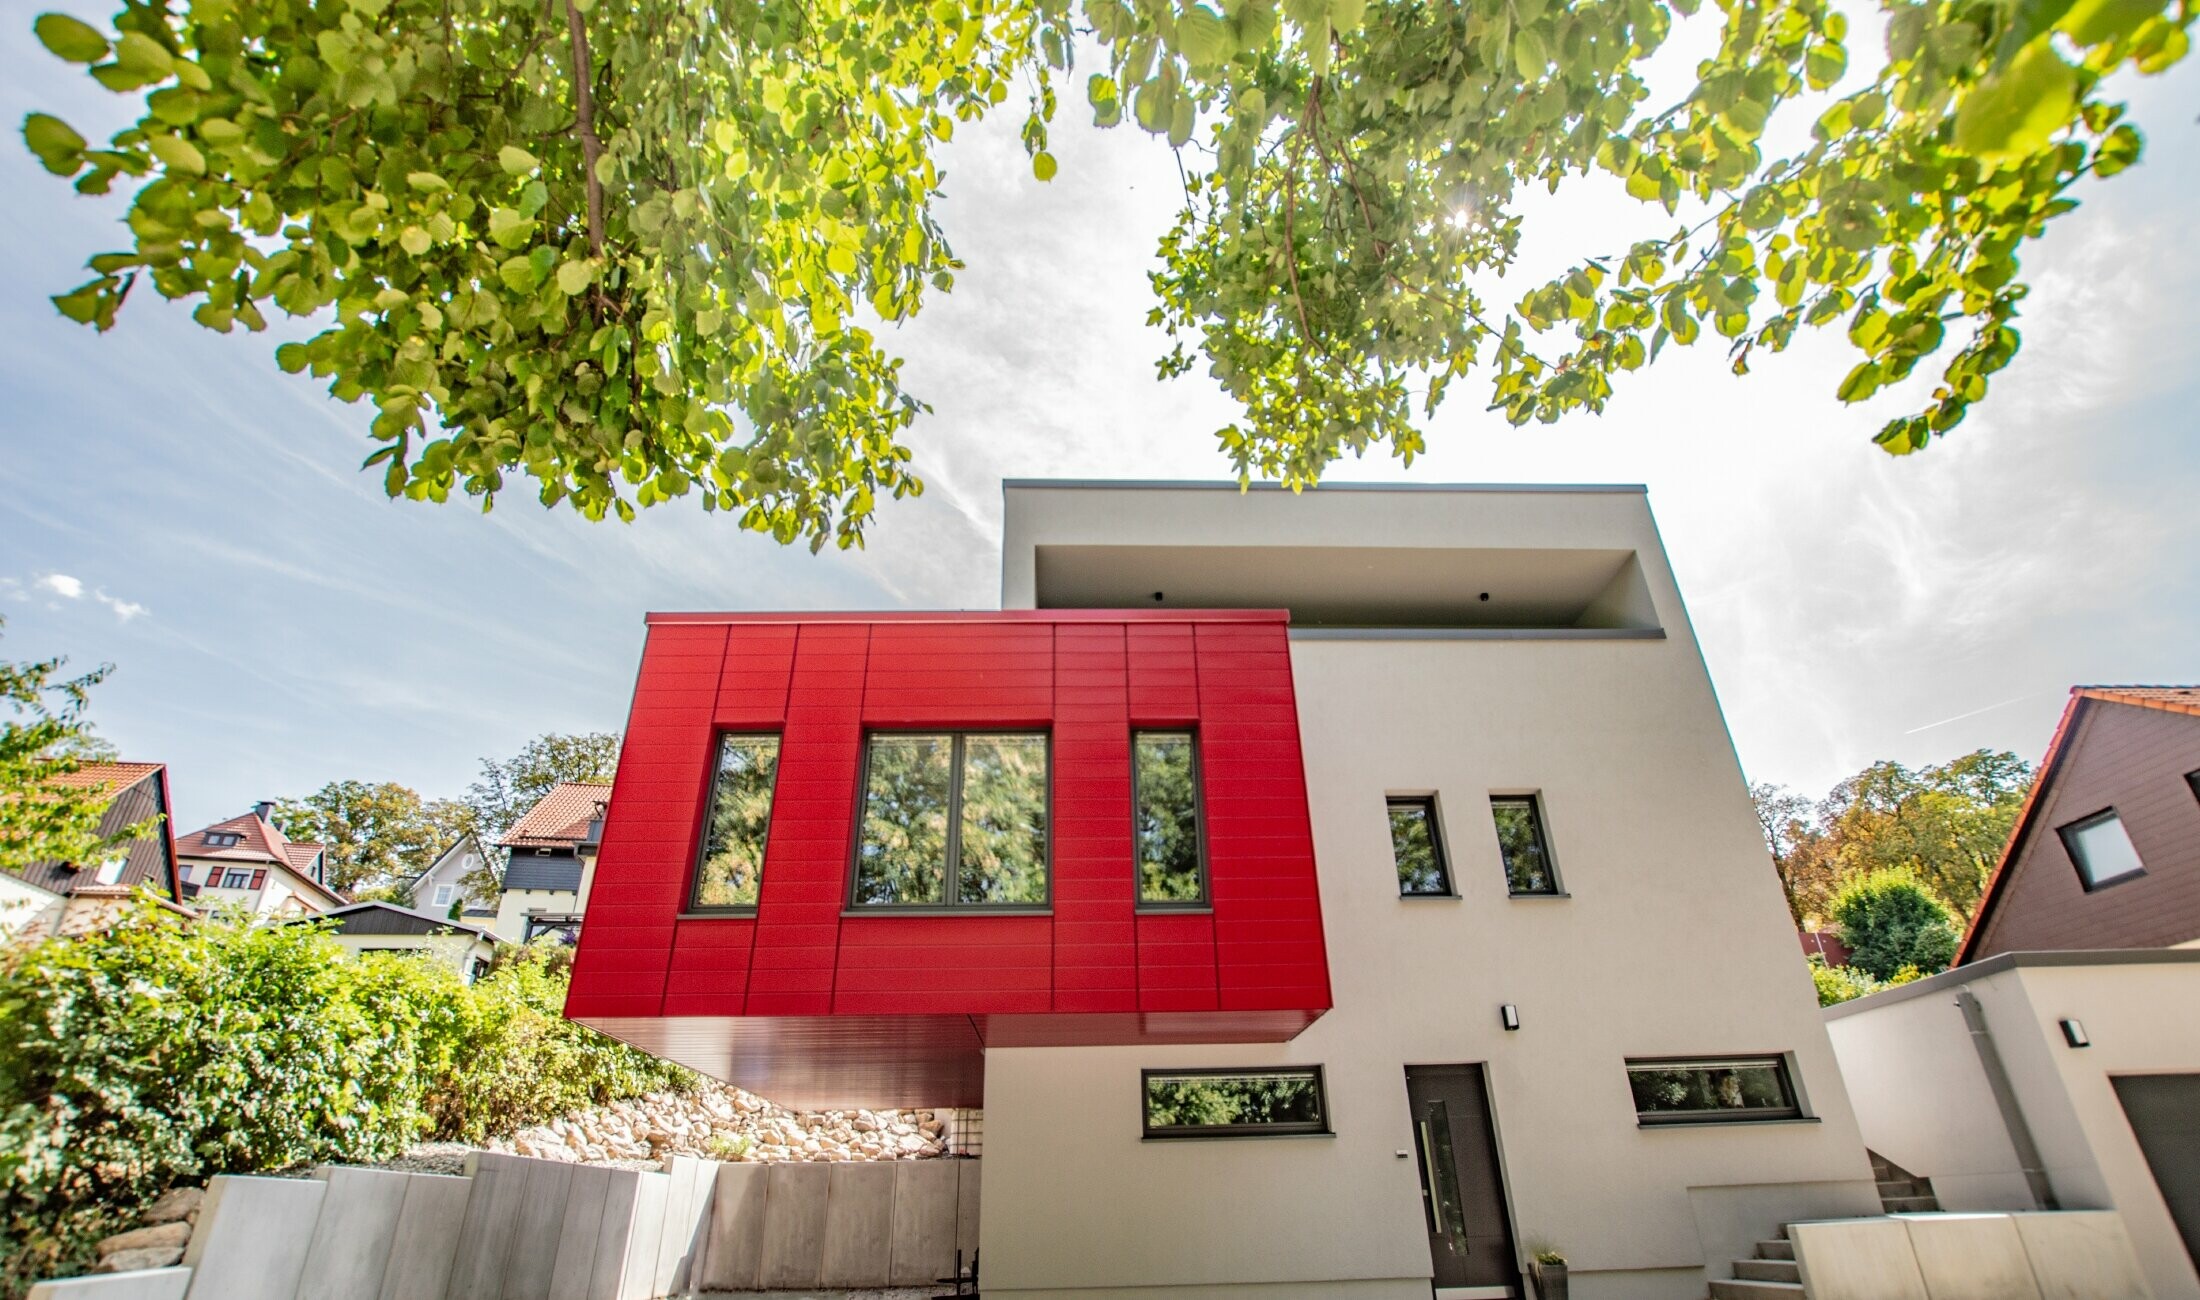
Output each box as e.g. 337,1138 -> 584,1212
335,931 -> 496,983
0,873 -> 64,939
978,485 -> 1879,1300
495,887 -> 581,942
1827,956 -> 2200,1300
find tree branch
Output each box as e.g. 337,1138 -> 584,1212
563,0 -> 605,259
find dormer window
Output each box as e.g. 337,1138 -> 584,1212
204,832 -> 242,848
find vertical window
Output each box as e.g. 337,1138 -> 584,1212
1135,731 -> 1206,906
854,733 -> 1049,908
1627,1057 -> 1802,1125
2058,809 -> 2145,889
2185,769 -> 2199,807
1142,1067 -> 1329,1138
1491,795 -> 1560,895
1388,798 -> 1451,897
691,734 -> 783,909
433,884 -> 454,907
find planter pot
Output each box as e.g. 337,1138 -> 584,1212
1530,1261 -> 1569,1300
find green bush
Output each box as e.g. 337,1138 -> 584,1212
1829,868 -> 1962,981
0,904 -> 690,1292
1808,954 -> 1883,1006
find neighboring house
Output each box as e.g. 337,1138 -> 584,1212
1,761 -> 183,939
1961,685 -> 2200,960
403,832 -> 500,926
290,901 -> 496,984
495,781 -> 606,944
1799,929 -> 1852,965
568,482 -> 1890,1299
176,801 -> 347,918
1826,685 -> 2200,1299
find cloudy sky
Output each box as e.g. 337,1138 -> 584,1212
4,15 -> 2196,832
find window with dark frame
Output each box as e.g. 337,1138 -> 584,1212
1142,1067 -> 1329,1138
1387,798 -> 1451,896
2058,808 -> 2146,890
1627,1056 -> 1802,1124
852,732 -> 1050,909
689,733 -> 783,910
221,868 -> 252,889
1491,795 -> 1560,895
2186,769 -> 2200,807
1134,731 -> 1206,907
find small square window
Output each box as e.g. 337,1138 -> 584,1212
1491,795 -> 1560,895
2058,809 -> 2145,890
1627,1056 -> 1802,1125
691,734 -> 783,910
1142,1067 -> 1329,1138
1387,798 -> 1451,896
1134,731 -> 1206,907
433,884 -> 454,907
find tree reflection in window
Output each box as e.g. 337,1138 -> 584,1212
855,733 -> 1048,907
1627,1057 -> 1801,1123
1135,731 -> 1205,905
1143,1068 -> 1328,1137
957,734 -> 1048,904
855,734 -> 955,905
1389,798 -> 1450,895
691,734 -> 781,908
1491,796 -> 1558,894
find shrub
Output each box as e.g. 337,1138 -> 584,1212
1808,954 -> 1883,1006
0,904 -> 690,1292
1828,868 -> 1961,981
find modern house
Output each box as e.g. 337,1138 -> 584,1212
495,780 -> 607,943
403,831 -> 501,927
0,760 -> 183,938
291,900 -> 498,983
176,802 -> 346,918
568,481 -> 1889,1299
1825,684 -> 2200,1298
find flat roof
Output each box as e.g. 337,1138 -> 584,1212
645,609 -> 1289,625
1823,948 -> 2200,1020
1003,479 -> 1648,494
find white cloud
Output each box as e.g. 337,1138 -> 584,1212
96,591 -> 149,622
36,573 -> 83,599
25,572 -> 148,621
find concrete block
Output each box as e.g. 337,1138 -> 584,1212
445,1163 -> 524,1300
694,1164 -> 768,1293
955,1160 -> 982,1265
499,1158 -> 577,1300
1790,1217 -> 1930,1300
1900,1213 -> 2042,1300
586,1169 -> 644,1300
547,1165 -> 610,1300
617,1171 -> 668,1300
890,1160 -> 960,1286
298,1167 -> 414,1300
28,1269 -> 191,1300
379,1173 -> 473,1300
757,1163 -> 830,1290
651,1156 -> 716,1297
819,1162 -> 895,1287
2010,1211 -> 2153,1300
183,1174 -> 326,1300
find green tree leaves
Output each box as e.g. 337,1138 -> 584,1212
1954,41 -> 2078,158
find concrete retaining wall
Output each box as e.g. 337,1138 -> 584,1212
31,1155 -> 979,1299
1791,1211 -> 2152,1300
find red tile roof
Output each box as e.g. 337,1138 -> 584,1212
282,842 -> 324,874
1958,684 -> 2200,962
500,781 -> 612,848
48,761 -> 165,793
176,809 -> 345,909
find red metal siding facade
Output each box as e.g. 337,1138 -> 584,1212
567,610 -> 1332,1107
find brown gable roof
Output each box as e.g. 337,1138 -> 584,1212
49,761 -> 165,792
500,781 -> 612,848
1958,685 -> 2200,962
6,762 -> 177,900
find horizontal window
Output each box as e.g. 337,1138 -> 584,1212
1388,797 -> 1451,896
1143,1067 -> 1329,1138
1628,1056 -> 1801,1125
1135,731 -> 1206,907
691,733 -> 782,910
1491,795 -> 1561,895
2058,808 -> 2144,890
853,733 -> 1049,908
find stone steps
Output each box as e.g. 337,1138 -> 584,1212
1708,1280 -> 1803,1299
1733,1258 -> 1801,1283
1753,1239 -> 1794,1261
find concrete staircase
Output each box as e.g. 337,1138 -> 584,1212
1869,1150 -> 1941,1214
1707,1224 -> 1802,1298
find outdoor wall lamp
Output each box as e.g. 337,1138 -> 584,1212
1500,1004 -> 1520,1031
2060,1018 -> 2090,1048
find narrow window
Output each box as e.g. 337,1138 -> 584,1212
2185,769 -> 2199,807
690,734 -> 783,910
1142,1067 -> 1329,1138
1388,798 -> 1451,896
854,733 -> 1049,909
1491,795 -> 1560,895
1135,731 -> 1206,906
2058,809 -> 2145,890
1627,1057 -> 1802,1125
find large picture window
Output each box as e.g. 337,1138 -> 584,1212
690,733 -> 782,910
1135,731 -> 1206,907
1491,795 -> 1561,895
853,732 -> 1049,908
1142,1067 -> 1329,1138
1627,1056 -> 1802,1125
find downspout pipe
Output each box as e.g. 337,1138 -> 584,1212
1957,990 -> 2058,1211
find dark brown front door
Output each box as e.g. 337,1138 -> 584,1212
1406,1064 -> 1520,1296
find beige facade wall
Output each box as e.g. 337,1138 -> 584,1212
0,873 -> 64,939
980,485 -> 1878,1299
333,931 -> 495,982
495,887 -> 580,942
1825,956 -> 2200,1300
